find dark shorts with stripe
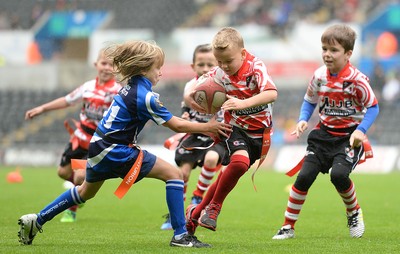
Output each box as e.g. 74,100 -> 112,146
60,142 -> 88,167
224,126 -> 264,166
174,134 -> 227,168
304,128 -> 363,174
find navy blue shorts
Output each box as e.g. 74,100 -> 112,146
85,149 -> 156,183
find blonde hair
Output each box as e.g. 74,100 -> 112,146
212,27 -> 244,50
321,24 -> 357,52
105,40 -> 165,82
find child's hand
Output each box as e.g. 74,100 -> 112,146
221,95 -> 248,111
25,106 -> 44,120
291,120 -> 308,138
350,129 -> 365,148
206,115 -> 232,139
181,112 -> 190,120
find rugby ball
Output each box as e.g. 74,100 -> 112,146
193,75 -> 226,114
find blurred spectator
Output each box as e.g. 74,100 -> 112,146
10,13 -> 22,30
0,11 -> 10,29
30,3 -> 45,28
369,62 -> 386,101
382,70 -> 400,104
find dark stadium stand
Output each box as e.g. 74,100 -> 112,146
0,0 -> 199,32
0,82 -> 185,149
0,86 -> 393,150
0,0 -> 396,149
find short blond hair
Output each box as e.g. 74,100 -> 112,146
321,24 -> 356,52
105,40 -> 165,82
212,27 -> 244,50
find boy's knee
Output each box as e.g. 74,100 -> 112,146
330,164 -> 351,190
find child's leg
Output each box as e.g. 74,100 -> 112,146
282,160 -> 320,228
192,169 -> 223,220
148,157 -> 187,237
192,150 -> 222,200
37,186 -> 85,226
211,154 -> 249,205
192,164 -> 221,199
331,162 -> 360,213
166,179 -> 187,236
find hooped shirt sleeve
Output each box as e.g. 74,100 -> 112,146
304,67 -> 324,104
65,82 -> 86,105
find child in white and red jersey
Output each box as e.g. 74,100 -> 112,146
160,44 -> 226,230
185,27 -> 278,234
25,48 -> 122,222
272,24 -> 379,240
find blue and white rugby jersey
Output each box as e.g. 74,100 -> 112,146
88,76 -> 173,172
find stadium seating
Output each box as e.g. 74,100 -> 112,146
0,86 -> 392,151
0,0 -> 396,150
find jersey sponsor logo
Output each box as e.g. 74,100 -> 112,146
322,108 -> 356,116
320,97 -> 355,116
83,102 -> 109,121
234,104 -> 268,115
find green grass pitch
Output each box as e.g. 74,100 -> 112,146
0,166 -> 399,253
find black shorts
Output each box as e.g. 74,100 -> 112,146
174,134 -> 227,168
304,128 -> 363,174
60,142 -> 88,167
225,126 -> 263,166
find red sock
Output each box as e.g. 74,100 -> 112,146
338,180 -> 360,214
69,205 -> 78,212
211,154 -> 249,205
283,185 -> 308,228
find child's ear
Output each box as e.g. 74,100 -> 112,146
345,50 -> 353,61
241,48 -> 246,60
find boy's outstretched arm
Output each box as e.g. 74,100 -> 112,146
163,116 -> 231,138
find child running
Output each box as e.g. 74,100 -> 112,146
161,44 -> 226,230
272,24 -> 379,240
18,40 -> 231,248
184,27 -> 278,234
25,48 -> 122,222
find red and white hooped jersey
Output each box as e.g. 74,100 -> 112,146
65,78 -> 122,130
305,62 -> 378,129
210,50 -> 277,131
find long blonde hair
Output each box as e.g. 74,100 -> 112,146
105,40 -> 165,82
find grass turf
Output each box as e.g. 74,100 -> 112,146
0,166 -> 399,253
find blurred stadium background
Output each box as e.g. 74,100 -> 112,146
0,0 -> 399,172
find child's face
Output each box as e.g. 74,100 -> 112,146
95,55 -> 114,83
143,63 -> 162,86
192,51 -> 217,77
321,39 -> 352,74
213,45 -> 245,76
